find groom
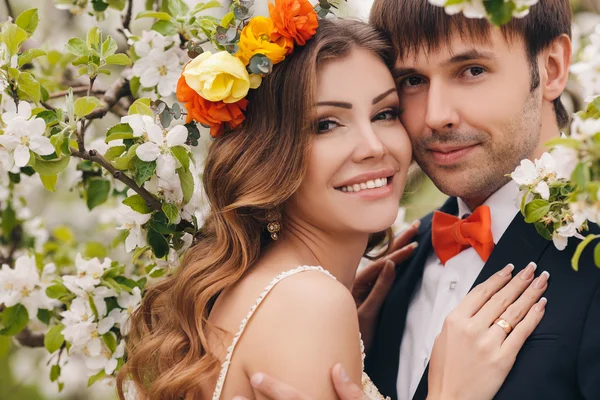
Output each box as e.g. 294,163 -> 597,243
246,0 -> 600,399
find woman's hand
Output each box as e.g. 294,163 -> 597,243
427,262 -> 548,400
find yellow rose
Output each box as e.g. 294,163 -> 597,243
237,16 -> 294,66
183,51 -> 255,104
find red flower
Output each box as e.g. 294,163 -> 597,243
269,0 -> 318,46
176,75 -> 247,138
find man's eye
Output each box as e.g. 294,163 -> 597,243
317,120 -> 338,133
402,76 -> 424,87
464,66 -> 485,78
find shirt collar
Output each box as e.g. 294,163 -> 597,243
457,180 -> 520,244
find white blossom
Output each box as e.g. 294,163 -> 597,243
115,205 -> 152,253
120,114 -> 160,139
552,146 -> 579,180
0,101 -> 54,167
108,286 -> 141,335
132,48 -> 182,97
62,254 -> 112,293
0,255 -> 55,318
136,125 -> 188,180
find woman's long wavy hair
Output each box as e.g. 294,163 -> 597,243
117,18 -> 397,400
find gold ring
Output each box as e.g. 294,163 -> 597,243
494,318 -> 513,334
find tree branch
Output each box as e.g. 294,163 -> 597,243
4,0 -> 13,20
48,86 -> 103,99
86,77 -> 130,120
118,0 -> 135,41
71,148 -> 163,212
15,328 -> 45,348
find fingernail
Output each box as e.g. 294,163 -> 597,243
412,219 -> 421,229
251,373 -> 264,387
535,297 -> 547,312
339,365 -> 350,382
497,263 -> 514,277
533,271 -> 550,289
410,241 -> 419,249
520,262 -> 537,280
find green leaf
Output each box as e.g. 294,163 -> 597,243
524,199 -> 550,223
123,194 -> 153,214
595,242 -> 600,268
0,304 -> 29,336
50,364 -> 61,382
151,20 -> 178,36
46,283 -> 70,300
105,53 -> 132,66
545,137 -> 581,150
15,9 -> 39,36
65,37 -> 89,57
32,157 -> 70,176
192,1 -> 222,14
86,179 -> 111,210
0,335 -> 11,358
102,332 -> 117,353
171,146 -> 189,171
132,245 -> 150,263
106,123 -> 134,142
74,96 -> 104,118
162,203 -> 179,225
572,234 -> 600,271
37,309 -> 51,325
101,36 -> 118,56
149,267 -> 167,278
136,11 -> 173,21
44,325 -> 65,353
86,26 -> 100,51
2,23 -> 28,54
40,174 -> 58,192
0,204 -> 18,240
112,143 -> 140,170
166,0 -> 189,17
108,0 -> 127,10
147,228 -> 169,258
88,370 -> 106,387
178,167 -> 194,203
105,145 -> 126,161
54,225 -> 75,243
128,98 -> 153,116
17,72 -> 41,103
571,162 -> 590,187
18,48 -> 46,67
133,158 -> 157,186
129,76 -> 141,97
36,110 -> 58,125
84,242 -> 108,259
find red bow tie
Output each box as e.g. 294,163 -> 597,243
432,206 -> 495,266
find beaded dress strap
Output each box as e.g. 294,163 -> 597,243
212,265 -> 337,400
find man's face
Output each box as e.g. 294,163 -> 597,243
395,29 -> 543,202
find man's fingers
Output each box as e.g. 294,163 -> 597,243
332,364 -> 368,400
359,260 -> 396,319
249,373 -> 310,400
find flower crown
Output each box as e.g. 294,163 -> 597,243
176,0 -> 328,138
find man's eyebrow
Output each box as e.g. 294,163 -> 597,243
392,67 -> 417,79
442,50 -> 497,66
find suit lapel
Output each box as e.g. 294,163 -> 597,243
366,197 -> 458,398
412,211 -> 552,400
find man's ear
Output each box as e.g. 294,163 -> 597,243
540,34 -> 572,102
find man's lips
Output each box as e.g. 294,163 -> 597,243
427,144 -> 480,165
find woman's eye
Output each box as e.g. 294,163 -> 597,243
317,120 -> 338,133
373,108 -> 400,122
463,66 -> 485,78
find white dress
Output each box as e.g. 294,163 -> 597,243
212,265 -> 390,400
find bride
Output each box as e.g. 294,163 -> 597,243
117,3 -> 548,399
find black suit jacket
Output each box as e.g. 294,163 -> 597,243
365,197 -> 600,400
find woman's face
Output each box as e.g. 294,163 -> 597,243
286,47 -> 412,236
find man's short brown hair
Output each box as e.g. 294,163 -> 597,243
369,0 -> 572,127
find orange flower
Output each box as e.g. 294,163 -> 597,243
268,0 -> 318,46
176,75 -> 247,137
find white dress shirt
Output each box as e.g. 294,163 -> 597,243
396,181 -> 520,400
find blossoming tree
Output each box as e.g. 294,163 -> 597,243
0,0 -> 599,398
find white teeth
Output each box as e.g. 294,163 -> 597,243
338,177 -> 389,193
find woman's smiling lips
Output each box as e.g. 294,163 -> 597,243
427,143 -> 480,166
334,169 -> 396,200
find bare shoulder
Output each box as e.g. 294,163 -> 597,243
237,269 -> 363,398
